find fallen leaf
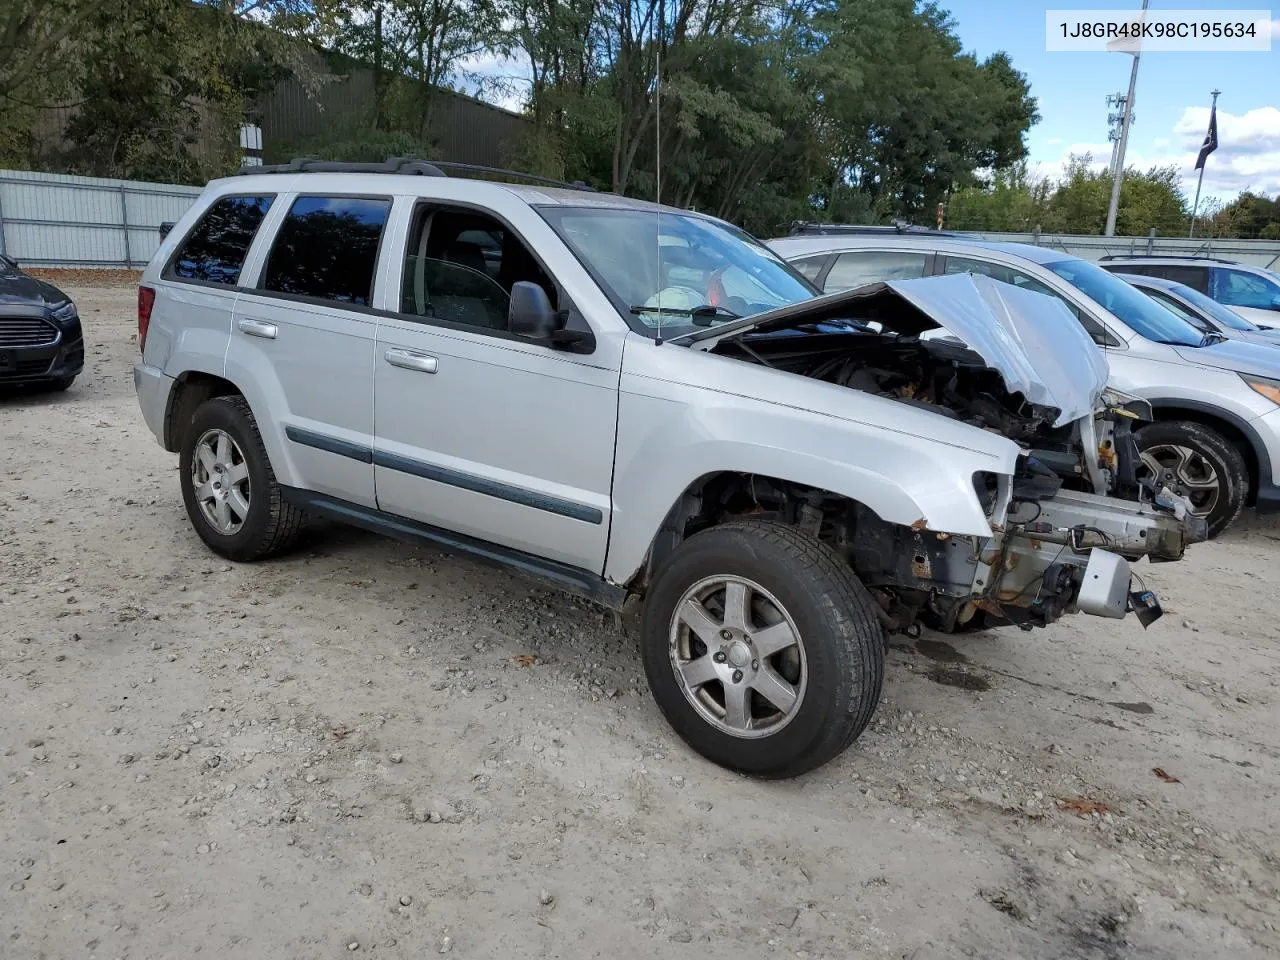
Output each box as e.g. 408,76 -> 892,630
1057,796 -> 1110,816
1153,767 -> 1181,784
514,655 -> 536,667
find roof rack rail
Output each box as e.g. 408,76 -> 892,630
1097,253 -> 1240,265
234,156 -> 597,192
788,220 -> 968,238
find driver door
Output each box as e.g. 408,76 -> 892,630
371,203 -> 620,574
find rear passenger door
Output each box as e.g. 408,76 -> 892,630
225,194 -> 392,508
371,202 -> 619,574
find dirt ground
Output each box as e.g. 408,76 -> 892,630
2,285 -> 1278,960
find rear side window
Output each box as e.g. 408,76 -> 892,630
262,196 -> 392,306
1148,264 -> 1210,292
825,251 -> 928,292
790,255 -> 829,283
171,195 -> 274,285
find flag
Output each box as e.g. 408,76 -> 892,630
1195,105 -> 1218,170
1106,10 -> 1146,54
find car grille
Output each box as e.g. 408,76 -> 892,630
0,317 -> 58,347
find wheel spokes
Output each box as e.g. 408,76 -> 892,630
749,666 -> 798,712
752,619 -> 797,658
722,682 -> 751,730
679,655 -> 719,690
225,460 -> 249,485
678,598 -> 723,647
720,580 -> 751,632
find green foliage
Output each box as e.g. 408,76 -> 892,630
1,0 -> 1044,235
946,154 -> 1199,237
1208,191 -> 1280,239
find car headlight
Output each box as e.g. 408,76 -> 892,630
50,301 -> 78,323
1241,373 -> 1280,406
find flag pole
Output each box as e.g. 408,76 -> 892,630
1189,89 -> 1221,239
1104,0 -> 1148,238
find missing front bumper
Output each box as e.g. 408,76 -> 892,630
970,488 -> 1199,628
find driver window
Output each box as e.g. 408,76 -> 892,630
400,206 -> 556,331
1211,268 -> 1280,310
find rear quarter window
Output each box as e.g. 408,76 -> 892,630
169,195 -> 274,285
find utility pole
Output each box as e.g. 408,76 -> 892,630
1104,0 -> 1149,237
1105,92 -> 1131,177
1189,89 -> 1221,239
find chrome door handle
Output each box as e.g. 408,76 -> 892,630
238,318 -> 277,340
384,348 -> 438,374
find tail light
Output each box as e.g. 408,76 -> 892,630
137,285 -> 155,353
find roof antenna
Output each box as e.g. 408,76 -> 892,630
653,0 -> 664,346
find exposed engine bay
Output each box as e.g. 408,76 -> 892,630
687,276 -> 1208,632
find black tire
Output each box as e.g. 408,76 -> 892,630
1134,420 -> 1248,538
178,395 -> 304,561
640,520 -> 885,778
48,376 -> 75,391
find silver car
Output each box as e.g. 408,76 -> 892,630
1112,272 -> 1280,348
1097,255 -> 1280,329
770,227 -> 1280,536
130,163 -> 1201,777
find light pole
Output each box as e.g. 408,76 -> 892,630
1103,0 -> 1149,237
1189,89 -> 1221,239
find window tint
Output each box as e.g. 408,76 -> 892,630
262,196 -> 391,305
1211,268 -> 1280,310
1142,289 -> 1210,330
790,255 -> 829,283
400,207 -> 556,332
824,251 -> 927,292
1147,264 -> 1210,292
171,195 -> 273,284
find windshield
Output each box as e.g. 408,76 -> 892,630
1045,258 -> 1210,347
537,206 -> 817,337
1170,280 -> 1260,331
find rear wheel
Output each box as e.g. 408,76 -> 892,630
1134,420 -> 1247,538
640,521 -> 885,778
178,396 -> 304,561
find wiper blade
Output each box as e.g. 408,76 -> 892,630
1200,331 -> 1228,346
629,303 -> 741,325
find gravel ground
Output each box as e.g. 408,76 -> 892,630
2,285 -> 1278,960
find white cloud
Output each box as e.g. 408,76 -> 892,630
1033,107 -> 1280,201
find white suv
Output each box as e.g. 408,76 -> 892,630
771,227 -> 1280,537
133,160 -> 1201,777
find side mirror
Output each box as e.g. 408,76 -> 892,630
509,281 -> 558,338
158,221 -> 176,240
509,280 -> 596,353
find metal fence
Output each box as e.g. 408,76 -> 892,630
970,229 -> 1280,270
0,170 -> 202,269
3,166 -> 1280,272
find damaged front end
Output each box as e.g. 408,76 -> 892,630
683,272 -> 1208,631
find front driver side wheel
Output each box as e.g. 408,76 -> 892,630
640,520 -> 886,778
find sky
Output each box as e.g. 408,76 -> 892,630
455,1 -> 1280,203
940,0 -> 1280,202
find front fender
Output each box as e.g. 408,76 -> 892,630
603,354 -> 1020,585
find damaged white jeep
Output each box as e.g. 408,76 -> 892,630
133,165 -> 1206,778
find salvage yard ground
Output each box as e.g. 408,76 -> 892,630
2,285 -> 1278,959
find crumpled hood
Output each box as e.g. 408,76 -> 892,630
681,272 -> 1110,427
1172,337 -> 1280,379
